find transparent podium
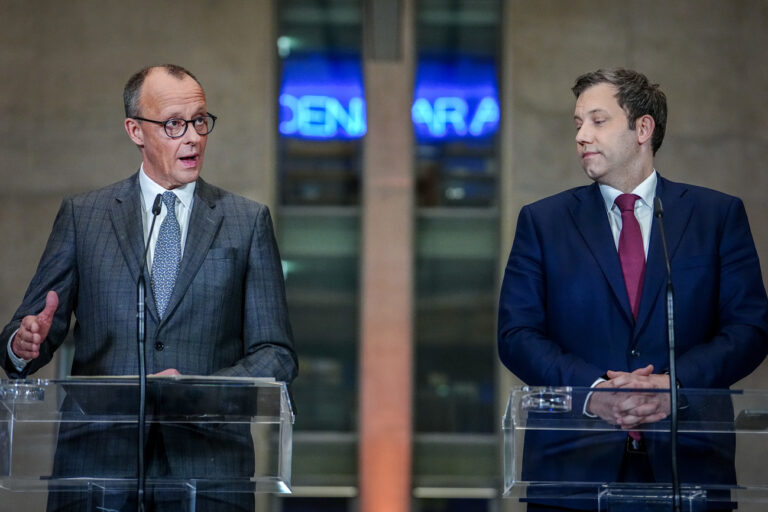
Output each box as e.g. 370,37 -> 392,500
504,386 -> 768,511
0,376 -> 294,510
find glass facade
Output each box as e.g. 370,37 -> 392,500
278,0 -> 364,207
413,0 -> 502,502
275,1 -> 363,509
275,0 -> 502,509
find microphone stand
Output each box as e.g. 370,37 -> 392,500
137,194 -> 162,512
654,197 -> 681,512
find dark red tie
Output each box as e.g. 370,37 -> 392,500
615,194 -> 646,445
615,194 -> 645,320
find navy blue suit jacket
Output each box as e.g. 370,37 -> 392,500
498,175 -> 768,492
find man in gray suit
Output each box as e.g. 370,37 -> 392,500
1,64 -> 297,510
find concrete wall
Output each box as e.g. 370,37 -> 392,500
498,4 -> 768,508
0,2 -> 277,508
0,1 -> 277,369
500,0 -> 768,389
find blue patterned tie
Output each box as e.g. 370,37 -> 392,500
152,191 -> 181,318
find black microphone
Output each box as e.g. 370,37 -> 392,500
654,196 -> 681,512
138,194 -> 162,339
137,193 -> 162,512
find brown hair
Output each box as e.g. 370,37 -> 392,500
572,69 -> 667,154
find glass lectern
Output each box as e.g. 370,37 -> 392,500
504,386 -> 768,511
0,376 -> 293,510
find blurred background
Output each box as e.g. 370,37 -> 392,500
1,1 -> 767,511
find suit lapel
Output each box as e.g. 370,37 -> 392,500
160,178 -> 223,322
569,183 -> 634,325
110,173 -> 161,322
635,176 -> 693,330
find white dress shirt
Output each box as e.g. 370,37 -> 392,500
138,166 -> 195,269
599,170 -> 657,257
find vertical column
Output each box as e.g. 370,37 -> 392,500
254,3 -> 275,511
498,4 -> 524,511
359,1 -> 414,511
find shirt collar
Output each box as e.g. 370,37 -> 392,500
138,165 -> 196,213
599,170 -> 657,212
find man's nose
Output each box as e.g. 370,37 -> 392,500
182,123 -> 203,143
575,124 -> 592,145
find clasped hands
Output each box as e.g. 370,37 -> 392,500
11,290 -> 180,376
586,364 -> 671,429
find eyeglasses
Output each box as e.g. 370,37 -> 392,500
132,113 -> 217,138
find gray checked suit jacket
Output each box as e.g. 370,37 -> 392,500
1,172 -> 297,382
1,174 -> 297,511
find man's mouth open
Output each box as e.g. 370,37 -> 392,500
179,155 -> 199,167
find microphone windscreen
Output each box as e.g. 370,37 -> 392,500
653,196 -> 664,218
152,194 -> 163,216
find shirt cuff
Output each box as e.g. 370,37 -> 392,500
583,376 -> 607,417
7,329 -> 30,371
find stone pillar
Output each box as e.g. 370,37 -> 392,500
359,1 -> 414,511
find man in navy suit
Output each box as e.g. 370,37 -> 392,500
498,69 -> 768,510
1,64 -> 297,511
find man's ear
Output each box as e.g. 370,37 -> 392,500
125,118 -> 144,147
635,114 -> 655,146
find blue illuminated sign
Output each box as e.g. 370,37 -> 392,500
279,54 -> 366,139
278,54 -> 499,141
279,94 -> 366,138
412,56 -> 500,140
411,96 -> 499,138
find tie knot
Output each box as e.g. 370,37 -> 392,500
162,191 -> 177,212
615,193 -> 640,213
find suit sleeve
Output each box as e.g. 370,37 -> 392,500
211,206 -> 298,383
1,198 -> 78,378
674,197 -> 768,388
497,205 -> 605,387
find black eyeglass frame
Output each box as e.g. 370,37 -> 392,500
132,113 -> 217,139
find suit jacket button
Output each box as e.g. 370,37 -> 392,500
155,341 -> 164,351
630,348 -> 640,358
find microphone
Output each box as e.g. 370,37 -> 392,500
137,193 -> 162,512
138,194 -> 162,341
654,197 -> 681,512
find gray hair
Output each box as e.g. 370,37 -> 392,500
123,64 -> 202,118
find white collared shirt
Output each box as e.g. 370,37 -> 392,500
598,170 -> 658,258
138,165 -> 196,270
